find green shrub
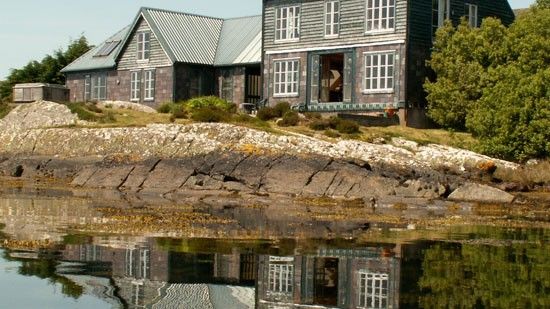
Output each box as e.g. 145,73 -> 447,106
304,112 -> 322,120
273,102 -> 291,117
324,129 -> 341,138
185,96 -> 235,112
232,113 -> 271,129
97,111 -> 116,124
257,107 -> 278,121
278,111 -> 300,127
190,107 -> 230,123
171,104 -> 187,119
157,102 -> 175,113
66,102 -> 100,121
335,119 -> 360,134
309,119 -> 330,131
0,103 -> 13,119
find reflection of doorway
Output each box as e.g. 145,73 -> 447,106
319,54 -> 344,103
313,258 -> 339,306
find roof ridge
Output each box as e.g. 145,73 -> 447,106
140,6 -> 224,21
223,14 -> 262,21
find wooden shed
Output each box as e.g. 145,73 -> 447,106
13,83 -> 69,103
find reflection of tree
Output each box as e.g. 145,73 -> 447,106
418,243 -> 550,308
2,251 -> 84,299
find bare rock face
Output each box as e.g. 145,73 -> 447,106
0,101 -> 77,132
97,101 -> 157,114
448,183 -> 515,203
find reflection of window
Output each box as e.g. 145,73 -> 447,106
125,248 -> 150,279
131,281 -> 145,307
358,272 -> 389,309
268,256 -> 294,294
275,6 -> 300,42
366,0 -> 395,33
465,4 -> 478,27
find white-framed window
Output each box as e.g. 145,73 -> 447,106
364,51 -> 395,93
465,4 -> 478,27
268,263 -> 294,294
275,6 -> 300,42
137,32 -> 151,61
91,75 -> 107,100
366,0 -> 395,33
130,71 -> 141,102
273,59 -> 300,97
358,272 -> 389,309
325,0 -> 340,38
433,0 -> 451,35
144,70 -> 155,101
84,75 -> 91,101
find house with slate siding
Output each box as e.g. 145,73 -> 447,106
261,0 -> 515,126
62,7 -> 262,107
63,1 -> 514,126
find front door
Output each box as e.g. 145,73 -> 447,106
309,51 -> 353,107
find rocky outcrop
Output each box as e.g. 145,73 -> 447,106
0,102 -> 519,204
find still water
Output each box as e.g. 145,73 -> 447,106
0,193 -> 548,308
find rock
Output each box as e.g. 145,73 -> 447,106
448,183 -> 515,203
263,156 -> 330,195
84,166 -> 134,188
141,159 -> 195,192
98,101 -> 157,113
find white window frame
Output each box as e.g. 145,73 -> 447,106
91,75 -> 107,100
366,0 -> 396,34
136,32 -> 151,61
130,71 -> 141,102
363,51 -> 395,94
325,0 -> 340,38
84,75 -> 91,101
268,262 -> 294,294
273,59 -> 300,97
275,6 -> 301,42
144,70 -> 155,101
358,272 -> 389,309
466,4 -> 478,27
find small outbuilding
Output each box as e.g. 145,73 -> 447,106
13,83 -> 69,103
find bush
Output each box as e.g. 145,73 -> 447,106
171,104 -> 187,119
278,111 -> 300,127
190,107 -> 230,123
304,112 -> 322,120
324,129 -> 341,138
0,102 -> 13,119
185,96 -> 235,112
232,113 -> 271,129
157,102 -> 174,113
309,119 -> 330,131
335,119 -> 360,134
273,102 -> 291,117
257,107 -> 278,121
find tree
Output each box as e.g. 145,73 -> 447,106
0,35 -> 91,102
425,1 -> 549,161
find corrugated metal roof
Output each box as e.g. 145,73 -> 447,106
214,15 -> 262,66
61,25 -> 131,73
143,7 -> 224,65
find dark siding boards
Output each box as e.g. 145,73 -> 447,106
264,0 -> 408,52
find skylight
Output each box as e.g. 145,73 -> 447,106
94,40 -> 121,57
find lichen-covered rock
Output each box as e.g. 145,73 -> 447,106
448,183 -> 515,203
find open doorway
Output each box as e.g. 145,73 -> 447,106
313,257 -> 339,306
319,54 -> 344,103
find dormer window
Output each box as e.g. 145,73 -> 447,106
275,6 -> 300,42
325,0 -> 340,38
366,0 -> 395,33
137,32 -> 150,61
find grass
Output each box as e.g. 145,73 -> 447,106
0,103 -> 14,119
495,160 -> 550,186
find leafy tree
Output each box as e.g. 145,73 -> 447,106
425,1 -> 549,161
0,36 -> 91,102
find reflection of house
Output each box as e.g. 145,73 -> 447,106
257,247 -> 401,309
60,239 -> 257,308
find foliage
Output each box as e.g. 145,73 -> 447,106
157,102 -> 177,113
0,36 -> 91,102
425,6 -> 550,161
257,102 -> 293,121
232,113 -> 271,129
66,102 -> 115,123
307,116 -> 360,134
0,102 -> 13,119
335,119 -> 360,134
190,106 -> 230,123
278,111 -> 300,127
184,96 -> 235,112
